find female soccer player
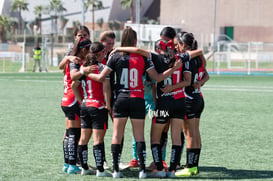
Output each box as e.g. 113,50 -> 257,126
76,42 -> 112,177
162,32 -> 209,177
61,38 -> 91,174
86,27 -> 182,179
59,26 -> 91,69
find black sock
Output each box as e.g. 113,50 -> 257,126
94,143 -> 105,172
102,142 -> 106,162
78,145 -> 88,170
193,148 -> 201,167
151,144 -> 163,171
111,144 -> 121,172
63,129 -> 69,164
68,128 -> 81,165
169,145 -> 181,171
160,132 -> 168,156
186,148 -> 196,168
120,136 -> 124,154
136,142 -> 146,172
177,132 -> 185,166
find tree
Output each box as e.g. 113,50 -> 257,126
96,18 -> 104,30
120,0 -> 134,23
113,20 -> 121,30
108,21 -> 114,30
85,0 -> 103,41
34,5 -> 44,34
10,0 -> 29,34
49,0 -> 67,35
0,15 -> 10,42
60,16 -> 68,43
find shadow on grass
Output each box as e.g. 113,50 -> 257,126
189,166 -> 273,180
119,166 -> 273,179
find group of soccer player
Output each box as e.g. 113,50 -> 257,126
59,25 -> 209,179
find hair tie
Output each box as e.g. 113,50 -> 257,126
158,41 -> 167,50
166,40 -> 175,50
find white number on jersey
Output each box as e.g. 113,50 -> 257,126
120,68 -> 138,88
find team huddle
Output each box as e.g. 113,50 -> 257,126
60,25 -> 209,179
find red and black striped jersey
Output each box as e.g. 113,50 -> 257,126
151,52 -> 191,100
106,52 -> 154,98
61,62 -> 83,107
185,56 -> 204,97
80,63 -> 108,108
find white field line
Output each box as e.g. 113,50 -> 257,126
205,85 -> 273,89
0,78 -> 61,82
203,87 -> 273,93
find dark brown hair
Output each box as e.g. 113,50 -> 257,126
70,38 -> 91,56
73,26 -> 90,37
121,26 -> 137,47
83,42 -> 105,67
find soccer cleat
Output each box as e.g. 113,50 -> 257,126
146,161 -> 156,171
112,171 -> 123,178
103,161 -> 110,170
81,168 -> 96,175
162,160 -> 168,169
139,170 -> 147,179
166,170 -> 176,178
148,169 -> 166,178
175,166 -> 198,177
176,164 -> 186,170
67,165 -> 81,174
128,159 -> 139,168
96,170 -> 112,177
62,163 -> 69,173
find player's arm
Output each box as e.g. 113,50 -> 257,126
110,47 -> 151,58
87,67 -> 112,82
71,66 -> 94,81
193,55 -> 210,89
161,72 -> 192,93
71,80 -> 82,104
59,56 -> 81,70
187,49 -> 203,59
103,78 -> 112,113
147,59 -> 182,82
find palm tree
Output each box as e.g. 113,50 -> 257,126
96,18 -> 104,30
0,15 -> 10,42
49,0 -> 67,35
120,0 -> 134,23
60,16 -> 68,43
85,0 -> 103,41
34,5 -> 44,34
10,0 -> 29,34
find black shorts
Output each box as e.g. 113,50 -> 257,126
153,97 -> 186,124
185,94 -> 204,119
61,103 -> 81,121
80,106 -> 108,129
113,97 -> 145,119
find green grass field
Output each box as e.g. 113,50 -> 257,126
0,73 -> 273,181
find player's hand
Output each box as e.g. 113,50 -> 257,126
193,81 -> 201,89
81,65 -> 98,74
160,84 -> 173,93
173,59 -> 182,70
109,48 -> 118,57
89,65 -> 98,73
67,56 -> 81,64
